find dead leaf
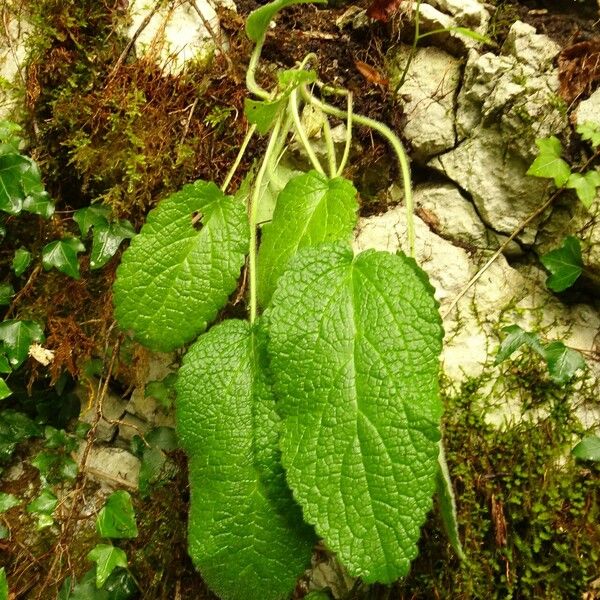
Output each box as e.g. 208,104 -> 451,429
355,60 -> 389,86
491,494 -> 507,547
558,39 -> 600,105
366,0 -> 404,23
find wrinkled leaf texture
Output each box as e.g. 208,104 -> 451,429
257,170 -> 358,308
113,181 -> 248,352
176,319 -> 315,600
267,242 -> 443,582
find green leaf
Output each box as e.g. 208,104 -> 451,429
447,26 -> 496,45
22,190 -> 55,219
73,206 -> 111,236
571,435 -> 600,461
176,319 -> 315,600
87,545 -> 128,589
526,137 -> 571,187
436,442 -> 465,560
0,319 -> 45,369
543,341 -> 585,384
495,324 -> 545,364
0,492 -> 19,512
60,567 -> 137,600
566,171 -> 600,208
90,220 -> 135,269
27,487 -> 58,514
0,379 -> 10,400
144,375 -> 177,409
246,0 -> 326,42
0,153 -> 29,214
96,490 -> 138,539
0,567 -> 7,600
244,98 -> 286,135
266,243 -> 443,583
0,283 -> 13,305
12,248 -> 31,276
576,121 -> 600,148
0,354 -> 10,374
42,238 -> 85,279
113,180 -> 248,352
257,171 -> 357,307
540,236 -> 583,292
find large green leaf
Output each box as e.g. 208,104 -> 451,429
87,545 -> 128,589
572,435 -> 600,461
526,137 -> 571,187
176,319 -> 314,600
113,181 -> 248,352
0,153 -> 29,214
96,491 -> 138,539
267,242 -> 443,583
257,171 -> 357,308
540,236 -> 583,292
543,341 -> 585,384
42,238 -> 85,279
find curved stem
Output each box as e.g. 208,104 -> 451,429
322,114 -> 337,178
289,89 -> 325,176
248,117 -> 283,323
336,91 -> 353,177
301,86 -> 415,257
221,124 -> 257,192
246,36 -> 270,100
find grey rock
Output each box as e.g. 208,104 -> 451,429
77,385 -> 128,443
575,89 -> 600,130
76,444 -> 140,490
389,45 -> 461,161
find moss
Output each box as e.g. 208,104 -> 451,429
394,361 -> 599,600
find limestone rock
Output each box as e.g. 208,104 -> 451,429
388,45 -> 461,161
427,0 -> 489,29
413,182 -> 489,247
77,385 -> 128,443
128,0 -> 227,73
0,10 -> 30,120
575,89 -> 600,130
76,444 -> 140,490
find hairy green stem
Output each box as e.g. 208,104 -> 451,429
221,124 -> 257,192
300,86 -> 415,257
289,89 -> 325,176
246,36 -> 270,100
248,117 -> 283,323
322,114 -> 337,178
336,92 -> 353,177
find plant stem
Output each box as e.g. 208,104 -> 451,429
248,117 -> 283,323
322,114 -> 337,178
289,89 -> 325,176
221,124 -> 257,192
394,0 -> 421,94
300,86 -> 415,257
336,92 -> 353,177
246,36 -> 270,100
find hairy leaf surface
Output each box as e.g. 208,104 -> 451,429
113,181 -> 248,351
257,171 -> 357,307
176,320 -> 314,600
267,243 -> 443,582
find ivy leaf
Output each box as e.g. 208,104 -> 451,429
0,153 -> 29,214
0,378 -> 10,400
27,487 -> 58,515
571,435 -> 600,461
73,206 -> 110,236
244,98 -> 286,135
176,319 -> 315,600
87,545 -> 128,589
257,171 -> 357,308
246,0 -> 326,42
526,137 -> 571,187
113,180 -> 248,352
90,220 -> 135,270
20,162 -> 54,218
543,341 -> 585,384
540,236 -> 583,292
0,283 -> 14,305
495,324 -> 545,364
576,121 -> 600,148
42,238 -> 85,279
96,490 -> 138,539
0,492 -> 19,512
12,248 -> 32,276
0,319 -> 45,369
266,243 -> 443,583
566,171 -> 600,208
